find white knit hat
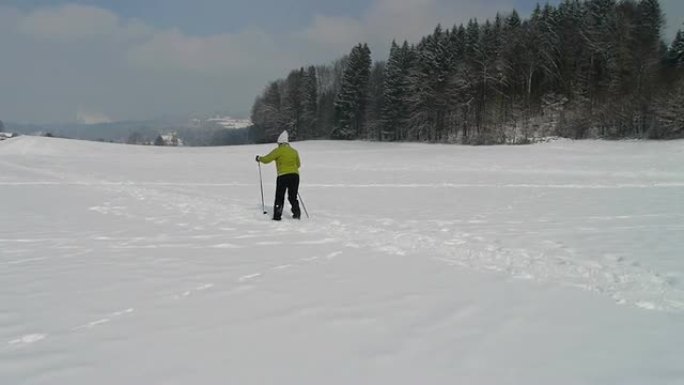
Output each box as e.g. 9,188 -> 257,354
277,130 -> 289,143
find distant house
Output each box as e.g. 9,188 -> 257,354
0,132 -> 17,141
160,132 -> 183,146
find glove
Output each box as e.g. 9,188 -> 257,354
255,155 -> 260,162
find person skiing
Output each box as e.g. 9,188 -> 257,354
256,130 -> 301,221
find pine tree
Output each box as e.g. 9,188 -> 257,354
382,41 -> 402,141
382,41 -> 415,141
636,0 -> 663,49
409,25 -> 459,141
501,11 -> 523,94
0,120 -> 4,133
557,0 -> 585,97
463,19 -> 484,138
635,0 -> 664,136
668,30 -> 684,68
333,44 -> 372,139
556,0 -> 592,138
654,80 -> 684,138
605,0 -> 640,137
521,4 -> 561,114
537,4 -> 561,98
446,25 -> 470,141
283,69 -> 304,140
251,81 -> 284,142
366,61 -> 386,140
499,11 -> 525,139
300,66 -> 318,139
314,59 -> 346,138
579,0 -> 619,136
478,19 -> 501,140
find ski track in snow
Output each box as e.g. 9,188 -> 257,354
3,175 -> 683,315
2,219 -> 346,350
72,176 -> 684,314
9,172 -> 684,311
7,334 -> 46,346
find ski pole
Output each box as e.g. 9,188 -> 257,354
258,162 -> 267,214
298,192 -> 309,219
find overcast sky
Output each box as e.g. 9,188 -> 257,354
1,0 -> 683,124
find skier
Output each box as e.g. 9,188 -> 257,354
256,130 -> 301,221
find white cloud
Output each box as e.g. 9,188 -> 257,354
298,15 -> 366,52
15,4 -> 295,75
1,4 -> 296,122
17,4 -> 153,43
126,27 -> 289,75
298,0 -> 515,58
19,4 -> 118,41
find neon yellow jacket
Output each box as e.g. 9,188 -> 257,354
259,144 -> 300,176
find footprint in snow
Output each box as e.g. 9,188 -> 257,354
326,251 -> 343,260
210,243 -> 242,249
296,238 -> 338,245
273,264 -> 293,270
195,283 -> 214,291
72,308 -> 135,331
238,273 -> 262,282
298,251 -> 343,262
8,334 -> 47,346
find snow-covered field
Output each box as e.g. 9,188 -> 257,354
1,136 -> 683,385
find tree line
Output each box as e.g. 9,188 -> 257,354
250,0 -> 684,144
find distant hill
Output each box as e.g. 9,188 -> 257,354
5,116 -> 253,146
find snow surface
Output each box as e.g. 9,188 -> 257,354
1,136 -> 683,385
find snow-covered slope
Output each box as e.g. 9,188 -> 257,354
1,136 -> 683,384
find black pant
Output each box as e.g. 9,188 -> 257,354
274,173 -> 300,220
